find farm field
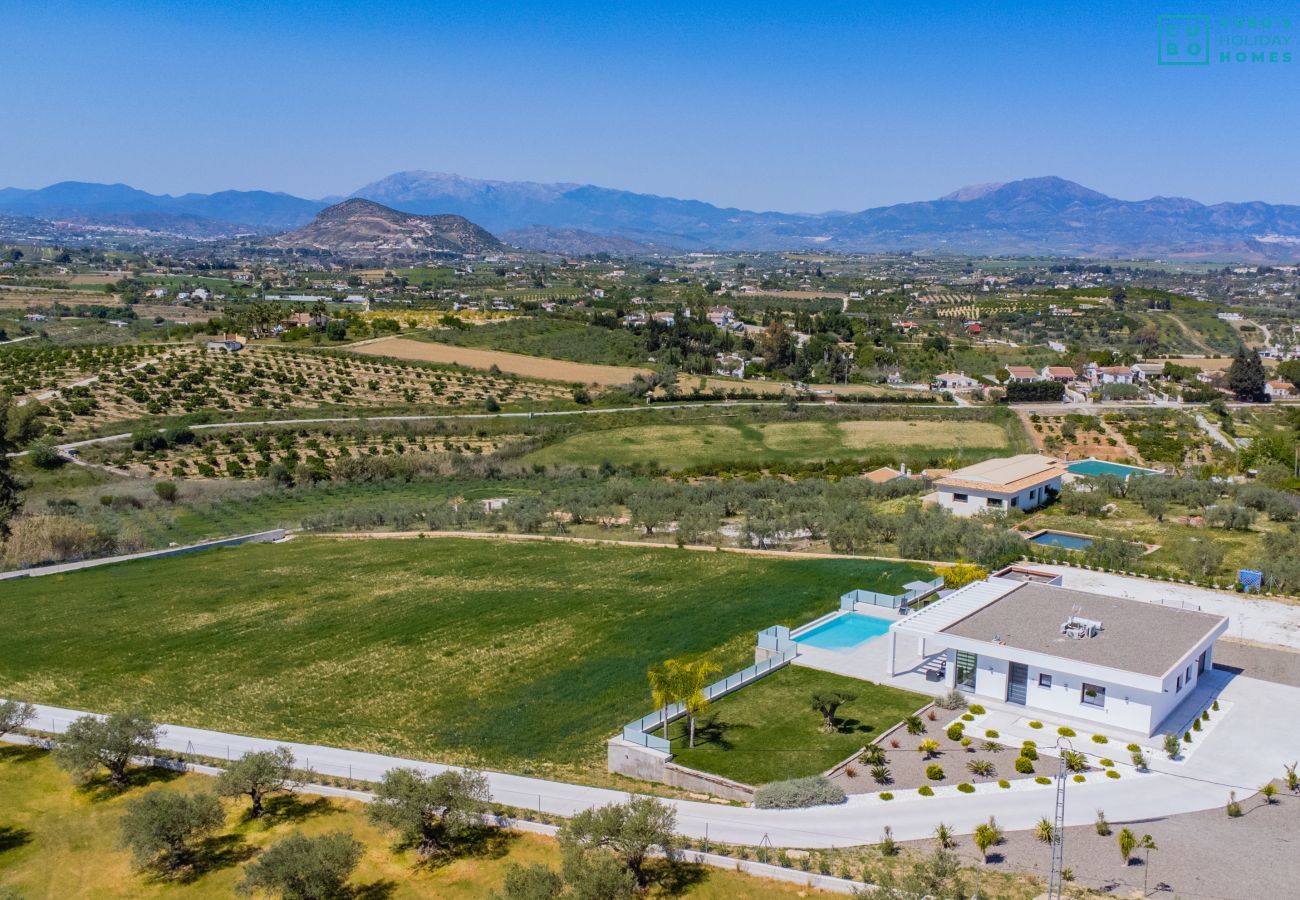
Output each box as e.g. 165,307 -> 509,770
524,417 -> 1013,469
10,344 -> 570,433
0,747 -> 825,900
667,666 -> 927,785
352,335 -> 653,386
422,316 -> 652,367
0,537 -> 933,779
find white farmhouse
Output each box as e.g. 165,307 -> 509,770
887,576 -> 1228,736
925,454 -> 1065,517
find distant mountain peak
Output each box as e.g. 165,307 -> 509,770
940,182 -> 1006,202
942,176 -> 1110,205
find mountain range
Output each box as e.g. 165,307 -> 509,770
2,173 -> 1299,260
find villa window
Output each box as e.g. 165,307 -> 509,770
1010,496 -> 1019,508
1197,651 -> 1207,675
1081,682 -> 1105,708
988,497 -> 1003,508
953,493 -> 968,503
1039,673 -> 1052,689
1176,675 -> 1183,691
955,650 -> 978,691
1186,665 -> 1192,683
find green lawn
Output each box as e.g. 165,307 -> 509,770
667,666 -> 927,785
525,418 -> 1013,470
0,537 -> 931,780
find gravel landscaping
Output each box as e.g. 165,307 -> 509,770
898,781 -> 1300,898
831,708 -> 1039,795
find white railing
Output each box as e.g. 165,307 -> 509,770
840,576 -> 944,610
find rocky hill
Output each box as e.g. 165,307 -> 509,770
256,199 -> 503,258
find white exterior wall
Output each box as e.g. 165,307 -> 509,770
935,476 -> 1062,518
949,631 -> 1220,736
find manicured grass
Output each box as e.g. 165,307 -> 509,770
667,666 -> 928,785
0,537 -> 931,779
525,418 -> 1012,470
0,746 -> 818,899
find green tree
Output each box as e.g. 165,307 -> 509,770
1117,826 -> 1138,864
647,662 -> 681,740
557,796 -> 677,888
54,711 -> 159,787
367,767 -> 490,855
119,789 -> 224,871
1226,346 -> 1266,402
973,816 -> 1003,863
492,863 -> 565,900
153,481 -> 179,504
0,396 -> 26,536
0,700 -> 35,739
677,659 -> 721,748
237,831 -> 362,900
217,746 -> 298,818
810,691 -> 857,734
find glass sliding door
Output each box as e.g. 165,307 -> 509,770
955,650 -> 978,691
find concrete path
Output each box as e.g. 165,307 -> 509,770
18,679 -> 1296,850
1031,564 -> 1300,650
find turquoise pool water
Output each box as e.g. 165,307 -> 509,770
1067,459 -> 1158,478
794,613 -> 892,650
1028,530 -> 1094,551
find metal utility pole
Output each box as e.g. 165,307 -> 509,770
1047,739 -> 1072,899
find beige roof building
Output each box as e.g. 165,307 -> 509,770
927,454 -> 1066,516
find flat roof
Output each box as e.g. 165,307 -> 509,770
939,582 -> 1227,678
935,454 -> 1066,493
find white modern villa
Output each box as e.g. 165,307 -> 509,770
886,575 -> 1229,736
925,454 -> 1066,517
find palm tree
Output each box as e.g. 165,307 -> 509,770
678,659 -> 721,748
934,822 -> 955,850
974,817 -> 1003,863
647,662 -> 681,740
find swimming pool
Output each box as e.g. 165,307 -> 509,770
1067,459 -> 1159,478
1026,529 -> 1094,551
794,613 -> 892,651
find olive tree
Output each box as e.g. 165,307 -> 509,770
119,789 -> 224,871
217,746 -> 298,818
237,831 -> 362,900
557,796 -> 677,887
367,767 -> 490,855
54,711 -> 159,787
0,700 -> 36,739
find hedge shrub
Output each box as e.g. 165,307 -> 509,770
754,776 -> 846,809
1015,756 -> 1035,774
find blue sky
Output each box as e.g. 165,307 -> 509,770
3,0 -> 1297,210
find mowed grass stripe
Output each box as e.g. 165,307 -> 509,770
0,537 -> 930,778
524,419 -> 1011,469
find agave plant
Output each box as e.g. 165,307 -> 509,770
967,759 -> 996,778
870,764 -> 892,785
1034,817 -> 1055,844
904,714 -> 925,735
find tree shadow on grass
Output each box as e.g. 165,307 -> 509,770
0,825 -> 34,855
350,880 -> 399,900
649,859 -> 710,895
257,793 -> 338,827
837,717 -> 880,735
174,833 -> 258,884
687,713 -> 746,751
0,744 -> 47,766
77,765 -> 184,803
415,826 -> 518,873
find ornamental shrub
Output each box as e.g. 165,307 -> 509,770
1015,756 -> 1035,774
1106,770 -> 1121,779
998,779 -> 1010,788
984,729 -> 1000,739
968,704 -> 986,715
1035,776 -> 1051,785
879,792 -> 893,801
754,776 -> 846,809
918,786 -> 934,796
926,764 -> 945,781
1091,734 -> 1108,744
957,783 -> 975,793
1020,745 -> 1038,761
1028,721 -> 1043,729
947,724 -> 965,742
1057,727 -> 1076,737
